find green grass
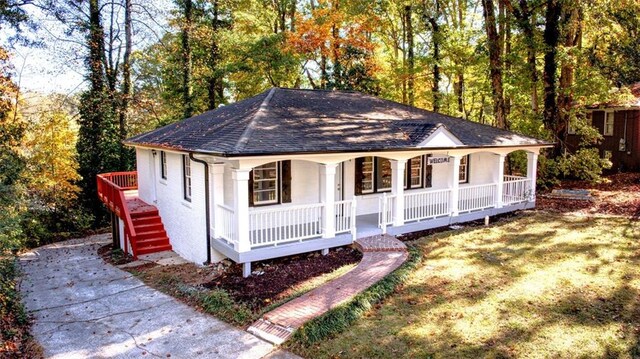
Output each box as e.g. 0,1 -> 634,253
289,212 -> 640,359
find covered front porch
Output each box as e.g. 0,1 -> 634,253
205,149 -> 539,276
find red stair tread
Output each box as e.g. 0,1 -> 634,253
120,195 -> 172,257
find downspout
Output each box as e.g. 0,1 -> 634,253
189,153 -> 211,265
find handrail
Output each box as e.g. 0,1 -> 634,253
96,171 -> 139,258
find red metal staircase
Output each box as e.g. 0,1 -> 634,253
97,172 -> 172,258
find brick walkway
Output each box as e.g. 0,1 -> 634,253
247,234 -> 408,344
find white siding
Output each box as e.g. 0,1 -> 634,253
135,148 -> 208,264
466,152 -> 496,185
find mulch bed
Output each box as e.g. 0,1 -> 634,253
538,173 -> 640,218
203,247 -> 362,310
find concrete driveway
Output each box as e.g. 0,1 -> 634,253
18,234 -> 297,359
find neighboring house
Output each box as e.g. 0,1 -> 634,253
97,88 -> 551,276
567,82 -> 640,172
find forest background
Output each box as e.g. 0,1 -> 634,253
1,0 -> 639,251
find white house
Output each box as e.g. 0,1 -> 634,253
98,88 -> 551,276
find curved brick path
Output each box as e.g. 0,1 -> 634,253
248,234 -> 408,344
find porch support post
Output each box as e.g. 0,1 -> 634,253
450,155 -> 461,216
210,163 -> 225,239
232,169 -> 251,253
495,154 -> 506,208
391,159 -> 406,227
527,152 -> 538,202
320,163 -> 337,239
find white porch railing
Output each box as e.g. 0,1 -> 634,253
249,203 -> 324,248
378,193 -> 395,233
335,200 -> 356,235
503,178 -> 532,204
404,189 -> 451,222
458,183 -> 497,212
217,204 -> 237,245
504,175 -> 527,182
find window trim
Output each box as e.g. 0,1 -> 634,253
361,156 -> 374,194
405,155 -> 429,190
357,155 -> 433,195
182,155 -> 192,202
604,110 -> 614,136
375,157 -> 392,192
459,155 -> 470,184
252,162 -> 280,206
160,151 -> 167,180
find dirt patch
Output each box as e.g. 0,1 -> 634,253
203,247 -> 362,310
538,173 -> 640,218
97,244 -> 134,265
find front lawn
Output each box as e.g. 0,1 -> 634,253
291,212 -> 640,358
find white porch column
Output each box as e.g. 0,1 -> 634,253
495,154 -> 506,208
320,163 -> 338,239
527,152 -> 539,202
450,155 -> 461,216
391,159 -> 406,227
210,163 -> 225,239
232,169 -> 251,253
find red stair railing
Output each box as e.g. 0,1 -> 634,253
97,171 -> 139,258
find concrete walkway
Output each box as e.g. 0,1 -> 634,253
18,234 -> 297,359
248,234 -> 408,344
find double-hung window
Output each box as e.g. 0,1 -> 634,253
376,157 -> 392,191
182,155 -> 192,201
361,157 -> 374,194
160,151 -> 167,180
604,111 -> 614,136
407,156 -> 423,188
252,162 -> 279,205
459,155 -> 469,183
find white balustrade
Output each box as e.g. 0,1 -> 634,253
378,194 -> 395,233
503,178 -> 531,204
217,204 -> 237,245
504,175 -> 527,182
404,189 -> 451,222
458,183 -> 497,212
249,203 -> 324,247
334,200 -> 356,234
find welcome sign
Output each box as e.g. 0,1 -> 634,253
427,156 -> 451,165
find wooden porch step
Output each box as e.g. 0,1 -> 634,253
136,229 -> 168,240
136,244 -> 173,255
134,222 -> 165,232
136,237 -> 170,248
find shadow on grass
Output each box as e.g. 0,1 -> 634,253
295,213 -> 640,358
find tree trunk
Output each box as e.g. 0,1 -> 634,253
542,0 -> 562,156
88,0 -> 105,93
119,0 -> 132,168
425,0 -> 442,111
557,3 -> 582,154
505,0 -> 539,113
331,0 -> 340,88
181,0 -> 194,118
405,5 -> 414,106
455,72 -> 464,114
207,0 -> 221,110
482,0 -> 506,129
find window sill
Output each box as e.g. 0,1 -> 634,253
159,179 -> 167,186
181,200 -> 192,209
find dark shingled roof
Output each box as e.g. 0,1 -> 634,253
126,88 -> 549,156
